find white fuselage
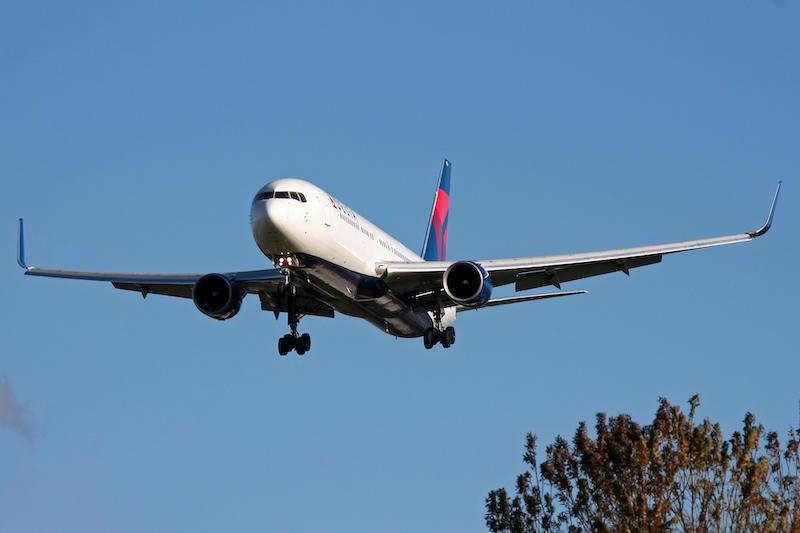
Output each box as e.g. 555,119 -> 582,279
250,178 -> 422,275
249,178 -> 451,337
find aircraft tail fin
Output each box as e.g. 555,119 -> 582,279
421,159 -> 451,261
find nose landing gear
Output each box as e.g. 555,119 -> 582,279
276,278 -> 312,356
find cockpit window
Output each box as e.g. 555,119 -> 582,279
254,191 -> 274,201
255,190 -> 308,202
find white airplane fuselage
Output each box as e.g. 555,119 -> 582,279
250,178 -> 453,337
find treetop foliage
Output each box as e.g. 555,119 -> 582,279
486,395 -> 800,532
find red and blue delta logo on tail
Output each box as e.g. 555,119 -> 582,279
421,160 -> 451,262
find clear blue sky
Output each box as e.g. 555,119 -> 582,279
1,2 -> 797,531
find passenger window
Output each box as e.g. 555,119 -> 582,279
298,193 -> 307,203
290,191 -> 300,201
274,191 -> 290,199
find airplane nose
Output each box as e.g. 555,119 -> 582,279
265,200 -> 288,230
251,199 -> 288,235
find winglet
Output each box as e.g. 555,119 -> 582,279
748,181 -> 781,238
17,218 -> 28,270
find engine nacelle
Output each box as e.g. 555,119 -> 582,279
443,261 -> 493,307
192,273 -> 243,320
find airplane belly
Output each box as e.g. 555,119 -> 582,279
295,254 -> 432,338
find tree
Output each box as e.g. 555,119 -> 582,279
486,395 -> 800,532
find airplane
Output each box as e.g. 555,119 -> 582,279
17,160 -> 781,355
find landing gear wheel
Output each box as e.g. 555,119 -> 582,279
444,327 -> 456,347
278,334 -> 293,356
441,332 -> 451,348
296,333 -> 311,355
423,328 -> 436,349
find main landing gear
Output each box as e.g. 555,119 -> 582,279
423,326 -> 456,349
279,332 -> 311,356
277,279 -> 311,356
423,299 -> 455,349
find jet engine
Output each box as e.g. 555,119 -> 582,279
192,273 -> 243,320
442,261 -> 493,307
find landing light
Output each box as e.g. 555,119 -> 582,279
276,255 -> 299,268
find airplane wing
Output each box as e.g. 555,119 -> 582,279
454,290 -> 588,312
17,219 -> 284,298
14,218 -> 337,315
378,182 -> 781,297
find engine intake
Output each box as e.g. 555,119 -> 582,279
443,261 -> 493,307
192,273 -> 243,320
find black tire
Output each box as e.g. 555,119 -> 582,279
445,327 -> 456,346
423,328 -> 436,349
278,336 -> 289,356
297,333 -> 311,355
441,331 -> 451,348
297,333 -> 311,353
